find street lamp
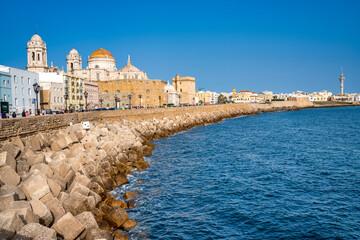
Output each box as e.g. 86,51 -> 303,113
99,98 -> 103,108
33,82 -> 40,115
84,91 -> 88,111
128,93 -> 132,109
138,94 -> 142,108
64,93 -> 69,112
158,95 -> 161,107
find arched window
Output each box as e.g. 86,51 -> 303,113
3,80 -> 6,88
28,88 -> 31,95
4,94 -> 7,101
146,89 -> 150,94
116,90 -> 120,93
32,52 -> 35,61
15,98 -> 18,106
15,87 -> 17,94
38,53 -> 40,61
96,73 -> 100,80
71,63 -> 74,70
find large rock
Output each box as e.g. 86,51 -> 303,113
0,151 -> 16,170
68,182 -> 90,196
0,210 -> 24,239
30,163 -> 53,179
1,143 -> 21,159
2,208 -> 39,225
114,172 -> 128,186
47,179 -> 61,197
13,223 -> 56,240
75,211 -> 98,239
113,229 -> 129,240
52,212 -> 85,240
3,200 -> 31,211
63,192 -> 91,216
102,205 -> 128,228
12,137 -> 25,152
20,174 -> 50,200
27,153 -> 45,166
0,193 -> 15,211
0,166 -> 21,186
86,228 -> 112,240
29,135 -> 42,151
45,198 -> 65,223
30,199 -> 53,226
123,191 -> 138,199
0,185 -> 26,200
121,219 -> 137,231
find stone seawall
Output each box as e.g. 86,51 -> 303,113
0,101 -> 313,239
0,101 -> 313,142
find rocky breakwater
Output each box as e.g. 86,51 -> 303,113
0,102 -> 309,240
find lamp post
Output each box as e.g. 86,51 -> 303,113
99,98 -> 103,108
138,94 -> 142,108
84,91 -> 88,111
33,82 -> 40,115
64,93 -> 69,112
158,95 -> 161,107
128,93 -> 132,109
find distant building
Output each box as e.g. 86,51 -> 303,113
64,74 -> 85,110
84,81 -> 99,109
164,82 -> 180,106
39,72 -> 64,111
232,88 -> 259,103
173,74 -> 196,105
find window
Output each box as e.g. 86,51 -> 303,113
15,98 -> 18,106
22,98 -> 25,106
116,90 -> 120,93
180,89 -> 182,92
57,97 -> 59,102
28,99 -> 31,106
61,97 -> 63,102
54,97 -> 56,103
32,52 -> 35,61
28,88 -> 31,95
146,89 -> 150,94
15,87 -> 17,94
28,78 -> 30,85
14,75 -> 17,83
21,77 -> 24,84
146,81 -> 149,85
22,88 -> 24,94
4,94 -> 6,101
105,90 -> 108,93
3,80 -> 6,88
136,75 -> 139,79
123,74 -> 127,79
38,54 -> 40,61
96,73 -> 100,80
95,65 -> 99,69
117,81 -> 119,85
71,63 -> 74,70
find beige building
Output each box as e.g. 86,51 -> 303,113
64,74 -> 84,110
195,91 -> 212,104
232,89 -> 259,103
84,81 -> 99,109
172,74 -> 196,105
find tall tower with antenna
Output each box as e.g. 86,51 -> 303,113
339,67 -> 345,95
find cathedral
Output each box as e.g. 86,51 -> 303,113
26,33 -> 195,109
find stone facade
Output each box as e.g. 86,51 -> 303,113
172,74 -> 196,105
97,80 -> 167,108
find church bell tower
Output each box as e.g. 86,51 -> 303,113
26,33 -> 48,72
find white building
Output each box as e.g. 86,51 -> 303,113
164,82 -> 180,106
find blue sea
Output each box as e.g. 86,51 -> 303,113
116,106 -> 360,239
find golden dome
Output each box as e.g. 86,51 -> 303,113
90,48 -> 114,59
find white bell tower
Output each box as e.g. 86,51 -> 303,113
26,33 -> 48,72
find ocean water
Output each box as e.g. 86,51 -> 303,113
116,106 -> 360,239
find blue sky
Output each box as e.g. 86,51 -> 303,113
1,0 -> 359,93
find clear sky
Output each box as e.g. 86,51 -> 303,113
1,0 -> 359,94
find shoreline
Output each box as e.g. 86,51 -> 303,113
0,100 -> 353,239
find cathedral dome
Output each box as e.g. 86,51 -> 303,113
69,48 -> 79,54
90,48 -> 114,59
30,34 -> 43,42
